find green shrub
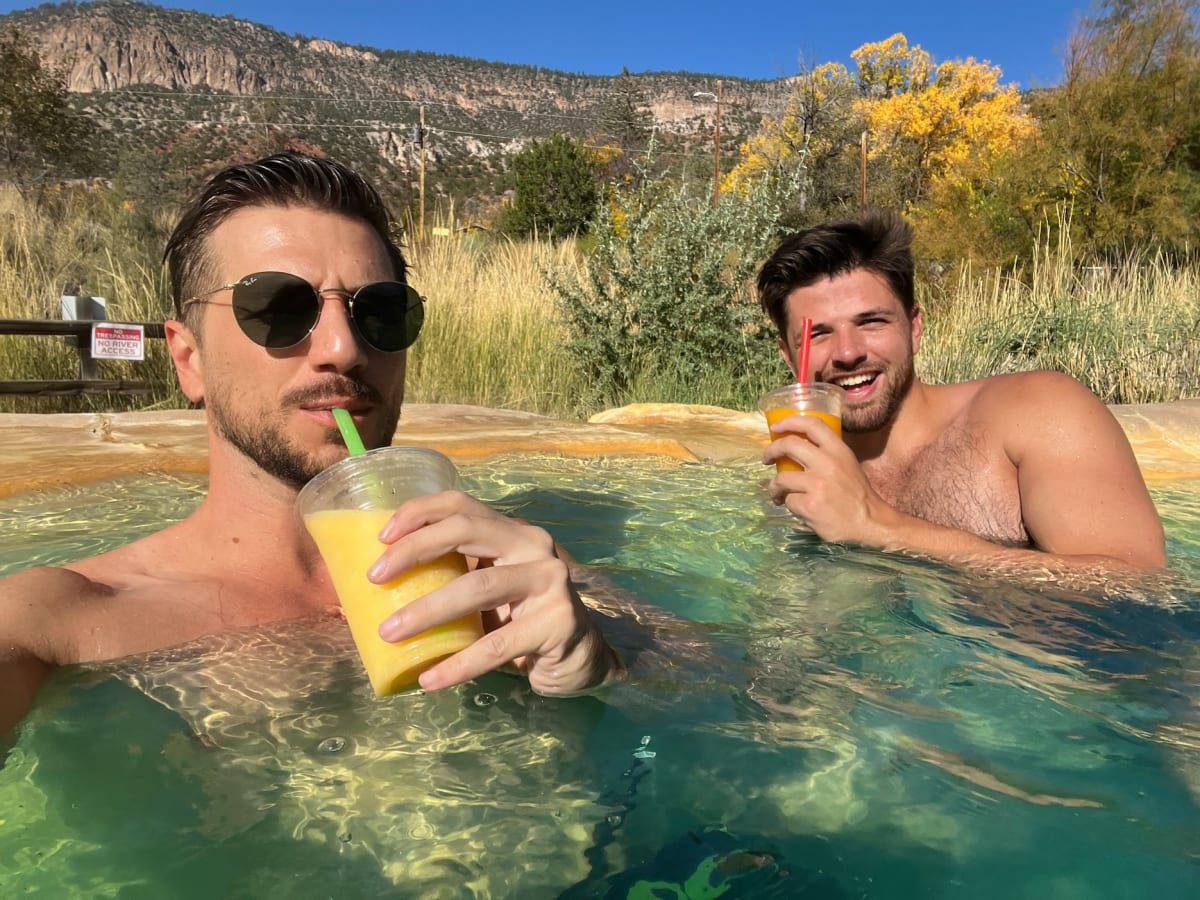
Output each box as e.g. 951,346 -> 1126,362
548,176 -> 798,410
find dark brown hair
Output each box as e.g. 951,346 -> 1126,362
757,209 -> 915,336
164,152 -> 407,327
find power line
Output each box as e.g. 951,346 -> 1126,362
73,110 -> 710,149
83,88 -> 720,130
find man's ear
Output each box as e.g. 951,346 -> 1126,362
777,336 -> 797,379
164,319 -> 205,403
910,306 -> 923,355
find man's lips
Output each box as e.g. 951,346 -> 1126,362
299,398 -> 369,413
297,401 -> 371,427
829,372 -> 879,399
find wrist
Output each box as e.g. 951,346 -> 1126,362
861,499 -> 909,551
533,625 -> 625,697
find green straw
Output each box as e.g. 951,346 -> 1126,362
332,408 -> 367,456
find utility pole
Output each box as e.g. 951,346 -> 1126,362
859,130 -> 868,212
693,81 -> 723,209
418,105 -> 427,241
711,80 -> 722,209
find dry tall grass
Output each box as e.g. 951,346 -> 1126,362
919,232 -> 1200,404
1,185 -> 1196,416
0,185 -> 181,412
404,226 -> 586,418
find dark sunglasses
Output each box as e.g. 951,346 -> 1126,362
182,271 -> 425,353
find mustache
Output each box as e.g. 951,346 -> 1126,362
283,377 -> 383,408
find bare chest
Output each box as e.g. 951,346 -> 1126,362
66,561 -> 338,663
864,425 -> 1029,546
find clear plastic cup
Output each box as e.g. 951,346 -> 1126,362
296,446 -> 483,695
757,382 -> 846,472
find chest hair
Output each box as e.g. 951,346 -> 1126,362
865,425 -> 1030,547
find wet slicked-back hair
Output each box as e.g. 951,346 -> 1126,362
757,209 -> 915,337
164,152 -> 407,326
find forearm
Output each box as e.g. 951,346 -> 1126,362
1,652 -> 49,737
862,507 -> 1167,583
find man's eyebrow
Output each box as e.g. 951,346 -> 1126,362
852,307 -> 899,320
806,307 -> 898,331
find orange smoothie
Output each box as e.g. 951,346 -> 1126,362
304,508 -> 483,695
764,407 -> 842,472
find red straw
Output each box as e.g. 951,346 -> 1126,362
797,317 -> 813,383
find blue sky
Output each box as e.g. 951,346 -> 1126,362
3,0 -> 1091,88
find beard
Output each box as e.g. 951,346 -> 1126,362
207,377 -> 399,490
841,350 -> 916,434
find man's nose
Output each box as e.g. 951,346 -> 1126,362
306,294 -> 369,374
830,327 -> 868,367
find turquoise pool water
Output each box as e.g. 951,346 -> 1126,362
1,458 -> 1198,898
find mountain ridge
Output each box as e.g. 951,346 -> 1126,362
2,0 -> 791,215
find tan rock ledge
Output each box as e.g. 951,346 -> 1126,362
0,399 -> 1197,499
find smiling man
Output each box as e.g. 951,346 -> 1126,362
756,209 -> 1166,571
0,152 -> 623,734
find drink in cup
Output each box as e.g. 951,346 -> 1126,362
757,382 -> 846,473
297,446 -> 484,695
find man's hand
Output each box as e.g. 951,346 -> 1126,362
367,491 -> 624,696
763,413 -> 898,546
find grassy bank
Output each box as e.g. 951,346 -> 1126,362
404,228 -> 585,418
1,185 -> 1196,417
918,234 -> 1200,404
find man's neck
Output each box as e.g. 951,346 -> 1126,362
843,379 -> 940,468
193,441 -> 329,580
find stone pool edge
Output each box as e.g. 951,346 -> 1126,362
0,399 -> 1197,497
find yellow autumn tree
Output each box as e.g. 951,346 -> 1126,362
854,34 -> 1034,205
725,35 -> 1034,256
851,34 -> 1036,263
724,62 -> 864,218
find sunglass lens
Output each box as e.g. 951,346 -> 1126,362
232,272 -> 319,348
353,283 -> 425,352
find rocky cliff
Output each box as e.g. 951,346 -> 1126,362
1,0 -> 790,212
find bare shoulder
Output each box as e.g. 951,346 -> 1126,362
966,371 -> 1121,445
971,370 -> 1103,413
0,565 -> 112,733
1,564 -> 112,604
0,565 -> 110,665
963,372 -> 1164,566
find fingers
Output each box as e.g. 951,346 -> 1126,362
377,490 -> 501,544
378,557 -> 593,692
767,413 -> 837,444
370,492 -> 556,582
762,433 -> 819,473
379,555 -> 569,640
362,489 -> 618,694
761,415 -> 835,471
420,564 -> 580,686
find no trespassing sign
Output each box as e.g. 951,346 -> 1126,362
91,323 -> 145,361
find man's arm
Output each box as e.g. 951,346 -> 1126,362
1,652 -> 51,736
766,372 -> 1166,573
0,567 -> 86,736
1004,371 -> 1165,568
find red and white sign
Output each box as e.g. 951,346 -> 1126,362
91,323 -> 145,361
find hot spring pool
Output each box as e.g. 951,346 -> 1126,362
1,456 -> 1198,898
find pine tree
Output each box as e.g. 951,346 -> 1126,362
502,133 -> 599,239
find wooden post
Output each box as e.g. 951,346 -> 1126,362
418,105 -> 427,241
859,130 -> 868,211
711,80 -> 722,209
60,295 -> 105,379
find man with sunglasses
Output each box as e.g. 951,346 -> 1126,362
0,152 -> 624,734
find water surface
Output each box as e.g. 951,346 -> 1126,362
2,458 -> 1198,898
